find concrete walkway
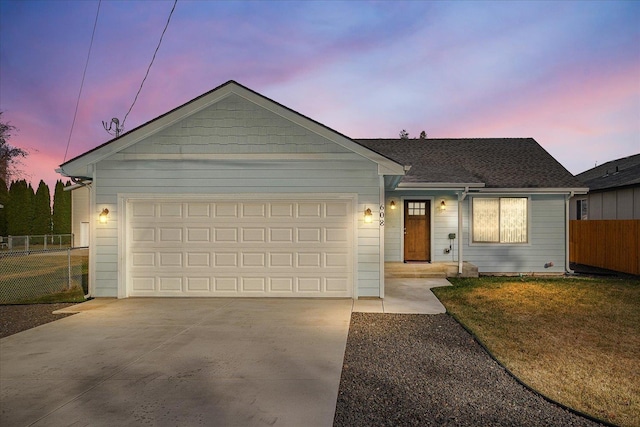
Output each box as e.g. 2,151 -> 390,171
353,278 -> 451,314
0,279 -> 450,426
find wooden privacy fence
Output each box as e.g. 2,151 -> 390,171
570,220 -> 640,276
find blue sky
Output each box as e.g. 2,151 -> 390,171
1,0 -> 638,189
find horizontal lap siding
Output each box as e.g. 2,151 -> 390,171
464,195 -> 566,273
384,193 -> 567,273
91,94 -> 383,297
94,157 -> 380,297
383,192 -> 459,262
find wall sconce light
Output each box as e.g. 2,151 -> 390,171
390,200 -> 396,210
364,208 -> 373,223
99,208 -> 109,224
439,200 -> 446,211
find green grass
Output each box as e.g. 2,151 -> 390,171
14,286 -> 86,304
433,276 -> 640,427
0,251 -> 88,304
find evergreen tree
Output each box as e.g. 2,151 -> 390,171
7,180 -> 33,235
33,180 -> 52,235
52,180 -> 71,235
0,177 -> 7,236
0,112 -> 28,183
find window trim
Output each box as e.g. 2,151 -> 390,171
470,196 -> 531,245
576,198 -> 588,220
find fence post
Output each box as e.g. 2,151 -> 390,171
44,234 -> 47,250
26,235 -> 29,253
68,248 -> 72,290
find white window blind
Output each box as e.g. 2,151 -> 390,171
473,198 -> 528,243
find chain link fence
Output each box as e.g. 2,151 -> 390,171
0,248 -> 88,304
0,234 -> 74,253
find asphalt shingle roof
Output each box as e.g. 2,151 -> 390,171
356,138 -> 585,189
575,153 -> 640,191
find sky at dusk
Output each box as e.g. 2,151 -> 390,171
1,0 -> 639,191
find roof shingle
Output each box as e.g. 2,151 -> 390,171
575,153 -> 640,191
356,138 -> 585,189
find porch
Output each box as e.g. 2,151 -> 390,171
385,261 -> 479,278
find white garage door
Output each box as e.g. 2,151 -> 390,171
126,198 -> 354,297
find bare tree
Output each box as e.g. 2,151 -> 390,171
399,129 -> 409,139
0,112 -> 28,186
419,130 -> 427,139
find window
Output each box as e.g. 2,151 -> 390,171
472,198 -> 528,243
576,199 -> 588,220
407,201 -> 426,216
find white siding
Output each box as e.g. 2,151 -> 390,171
71,186 -> 89,247
90,94 -> 382,297
384,193 -> 567,273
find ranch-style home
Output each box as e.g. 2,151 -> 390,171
58,81 -> 587,299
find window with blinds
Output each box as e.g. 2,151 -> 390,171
472,197 -> 528,243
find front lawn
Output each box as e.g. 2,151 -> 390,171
433,276 -> 639,427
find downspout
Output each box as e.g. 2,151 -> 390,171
458,187 -> 470,275
565,192 -> 574,274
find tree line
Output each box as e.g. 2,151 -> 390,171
0,178 -> 71,237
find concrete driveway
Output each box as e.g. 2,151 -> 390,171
0,298 -> 352,427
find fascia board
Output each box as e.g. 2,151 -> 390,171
473,187 -> 589,194
397,182 -> 486,190
60,81 -> 405,177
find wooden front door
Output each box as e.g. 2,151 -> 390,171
404,200 -> 431,262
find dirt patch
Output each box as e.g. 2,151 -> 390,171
0,303 -> 78,338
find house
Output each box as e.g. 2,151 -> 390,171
570,154 -> 640,220
58,81 -> 587,299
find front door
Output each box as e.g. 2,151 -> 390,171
404,200 -> 431,262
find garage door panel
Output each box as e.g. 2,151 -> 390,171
186,252 -> 211,267
159,228 -> 182,242
186,277 -> 210,291
215,228 -> 238,242
127,199 -> 353,297
187,228 -> 211,242
159,203 -> 183,217
242,228 -> 266,242
186,203 -> 211,217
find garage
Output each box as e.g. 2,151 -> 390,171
126,198 -> 354,297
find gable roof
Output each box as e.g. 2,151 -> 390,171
58,80 -> 404,178
356,138 -> 586,190
575,153 -> 640,191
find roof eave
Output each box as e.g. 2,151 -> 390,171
59,80 -> 406,177
395,182 -> 486,190
473,187 -> 589,194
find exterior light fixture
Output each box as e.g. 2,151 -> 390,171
390,200 -> 396,210
439,200 -> 446,211
99,208 -> 109,224
364,208 -> 373,223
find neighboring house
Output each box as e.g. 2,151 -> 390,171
57,81 -> 587,299
67,183 -> 90,247
570,154 -> 640,220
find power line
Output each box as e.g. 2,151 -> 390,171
121,0 -> 177,130
63,0 -> 101,162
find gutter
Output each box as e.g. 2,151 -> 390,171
55,168 -> 92,185
457,187 -> 470,275
397,182 -> 485,190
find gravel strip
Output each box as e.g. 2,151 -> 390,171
0,303 -> 77,338
334,313 -> 605,427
